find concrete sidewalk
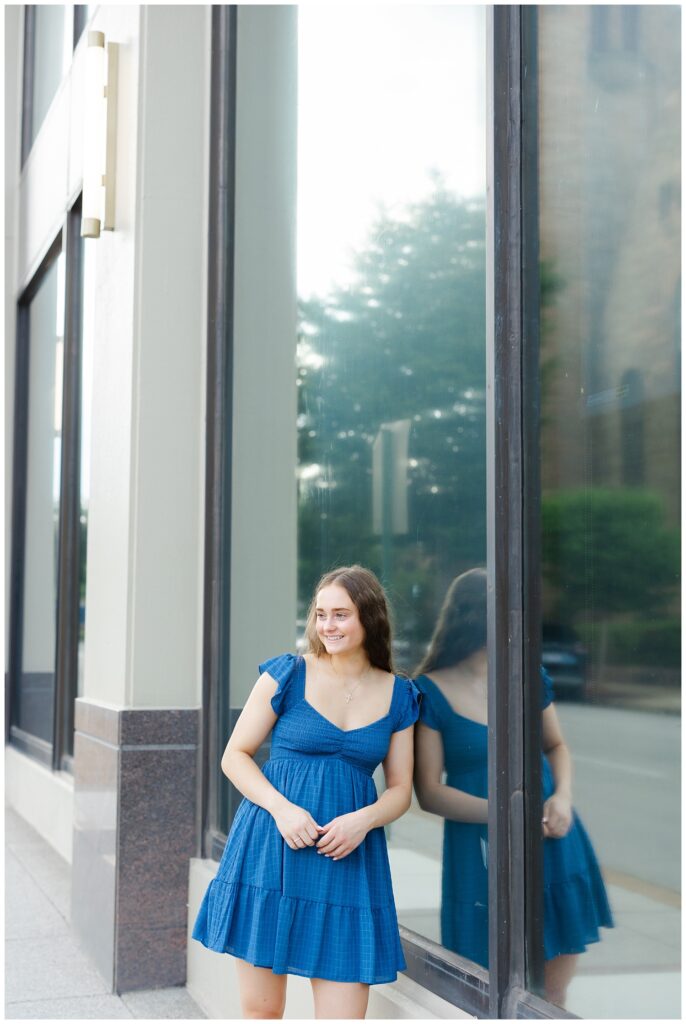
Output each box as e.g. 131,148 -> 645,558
5,807 -> 206,1020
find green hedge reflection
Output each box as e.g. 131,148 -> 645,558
542,488 -> 680,680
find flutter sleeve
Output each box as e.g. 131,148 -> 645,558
258,653 -> 299,716
393,677 -> 422,733
540,666 -> 555,710
415,676 -> 441,731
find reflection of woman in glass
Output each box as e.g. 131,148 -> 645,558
413,568 -> 613,1008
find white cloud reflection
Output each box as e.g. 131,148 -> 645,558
297,5 -> 486,301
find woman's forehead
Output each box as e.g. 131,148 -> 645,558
316,583 -> 355,608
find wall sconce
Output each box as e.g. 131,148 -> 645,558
81,31 -> 118,239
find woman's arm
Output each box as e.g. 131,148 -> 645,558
541,703 -> 573,838
359,725 -> 415,830
222,673 -> 323,849
413,722 -> 488,824
221,671 -> 286,814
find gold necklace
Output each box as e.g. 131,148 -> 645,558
334,662 -> 373,703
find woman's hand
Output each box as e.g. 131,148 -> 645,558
272,800 -> 325,851
542,793 -> 573,839
315,810 -> 370,860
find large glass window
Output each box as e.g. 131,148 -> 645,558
534,6 -> 680,1017
15,253 -> 65,748
297,4 -> 488,969
11,203 -> 92,767
205,6 -> 680,1014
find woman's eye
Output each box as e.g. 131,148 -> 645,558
336,613 -> 347,619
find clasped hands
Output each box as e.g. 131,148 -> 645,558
273,800 -> 370,860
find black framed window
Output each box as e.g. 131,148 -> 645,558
8,198 -> 90,772
201,6 -> 680,1019
295,4 -> 491,1014
9,235 -> 64,764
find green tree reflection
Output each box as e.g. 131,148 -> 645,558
297,179 -> 486,665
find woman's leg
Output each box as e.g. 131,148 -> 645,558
544,953 -> 579,1008
310,977 -> 370,1020
234,959 -> 288,1019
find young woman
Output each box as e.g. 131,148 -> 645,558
192,565 -> 421,1020
413,568 -> 613,1009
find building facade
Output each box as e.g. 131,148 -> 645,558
5,5 -> 681,1019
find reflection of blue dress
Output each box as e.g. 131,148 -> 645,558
192,653 -> 421,984
415,670 -> 613,967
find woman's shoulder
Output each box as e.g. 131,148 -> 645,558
259,652 -> 299,680
258,653 -> 301,716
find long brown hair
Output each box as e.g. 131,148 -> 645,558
305,565 -> 394,673
415,567 -> 487,675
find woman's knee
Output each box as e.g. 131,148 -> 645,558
236,960 -> 287,1018
241,991 -> 286,1018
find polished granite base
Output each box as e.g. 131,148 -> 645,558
71,700 -> 200,993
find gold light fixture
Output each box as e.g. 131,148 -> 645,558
81,31 -> 118,239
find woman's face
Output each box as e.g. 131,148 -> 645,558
315,583 -> 366,657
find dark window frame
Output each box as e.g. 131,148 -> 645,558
74,6 -> 90,44
54,195 -> 85,772
8,194 -> 86,774
200,5 -> 238,860
200,5 -> 568,1018
20,5 -> 36,168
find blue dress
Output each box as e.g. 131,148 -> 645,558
192,653 -> 421,984
415,670 -> 613,967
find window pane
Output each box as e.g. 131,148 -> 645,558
297,6 -> 488,967
535,6 -> 680,1016
77,237 -> 96,706
18,253 -> 65,745
29,5 -> 69,148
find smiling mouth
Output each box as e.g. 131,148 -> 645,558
324,635 -> 344,641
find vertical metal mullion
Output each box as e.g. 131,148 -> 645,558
201,5 -> 238,857
521,5 -> 545,1000
74,6 -> 86,47
20,6 -> 36,167
487,6 -> 527,1018
7,306 -> 31,743
54,203 -> 83,771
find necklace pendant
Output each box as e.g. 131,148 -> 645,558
345,694 -> 352,703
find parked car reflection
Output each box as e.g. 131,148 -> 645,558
541,622 -> 588,702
